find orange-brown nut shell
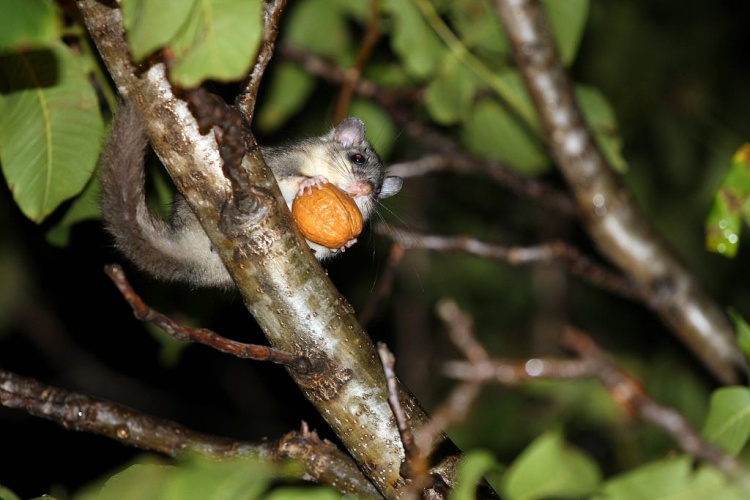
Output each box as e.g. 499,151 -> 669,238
291,183 -> 364,249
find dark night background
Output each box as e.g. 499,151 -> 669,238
2,0 -> 750,497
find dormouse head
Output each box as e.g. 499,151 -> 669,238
327,117 -> 403,201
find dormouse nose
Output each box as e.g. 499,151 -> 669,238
345,180 -> 373,198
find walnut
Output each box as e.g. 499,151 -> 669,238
291,183 -> 363,249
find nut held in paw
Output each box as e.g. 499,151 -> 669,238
292,183 -> 364,249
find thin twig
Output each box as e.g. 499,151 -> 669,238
379,227 -> 644,301
386,154 -> 575,216
237,0 -> 288,124
560,327 -> 744,481
444,357 -> 595,384
444,324 -> 750,489
104,264 -> 311,373
377,342 -> 426,489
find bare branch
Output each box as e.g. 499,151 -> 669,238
237,0 -> 287,123
0,369 -> 379,497
378,227 -> 644,301
104,264 -> 310,372
377,342 -> 430,497
494,0 -> 744,383
387,154 -> 576,216
445,325 -> 750,488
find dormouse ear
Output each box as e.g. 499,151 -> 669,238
332,117 -> 366,147
378,176 -> 403,199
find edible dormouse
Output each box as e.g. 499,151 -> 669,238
99,104 -> 402,289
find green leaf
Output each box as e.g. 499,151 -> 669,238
502,430 -> 600,499
385,0 -> 445,79
75,453 -> 303,500
705,144 -> 750,258
161,455 -> 276,500
576,85 -> 628,172
256,62 -> 316,133
425,53 -> 478,125
451,451 -> 502,500
122,0 -> 196,61
0,0 -> 61,52
0,484 -> 21,500
447,0 -> 508,58
706,189 -> 742,258
600,456 -> 746,500
285,0 -> 352,62
542,0 -> 590,66
0,43 -> 104,222
701,386 -> 750,455
95,463 -> 172,500
461,95 -> 549,175
169,0 -> 263,88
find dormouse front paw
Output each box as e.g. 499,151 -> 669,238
298,176 -> 328,196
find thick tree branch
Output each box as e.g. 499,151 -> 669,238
75,1 -> 468,497
494,0 -> 745,384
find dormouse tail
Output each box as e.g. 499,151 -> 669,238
99,104 -> 232,288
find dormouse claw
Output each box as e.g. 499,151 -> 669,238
298,176 -> 328,196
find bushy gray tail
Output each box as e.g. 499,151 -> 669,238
99,104 -> 231,288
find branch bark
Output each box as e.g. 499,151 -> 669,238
0,368 -> 379,497
76,1 -> 467,497
494,0 -> 745,384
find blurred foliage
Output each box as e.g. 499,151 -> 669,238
705,144 -> 750,258
1,0 -> 750,498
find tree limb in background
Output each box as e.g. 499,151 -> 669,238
386,154 -> 576,216
493,0 -> 745,384
445,326 -> 749,489
378,227 -> 644,302
0,369 -> 379,498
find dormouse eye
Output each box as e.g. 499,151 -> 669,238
349,153 -> 366,165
